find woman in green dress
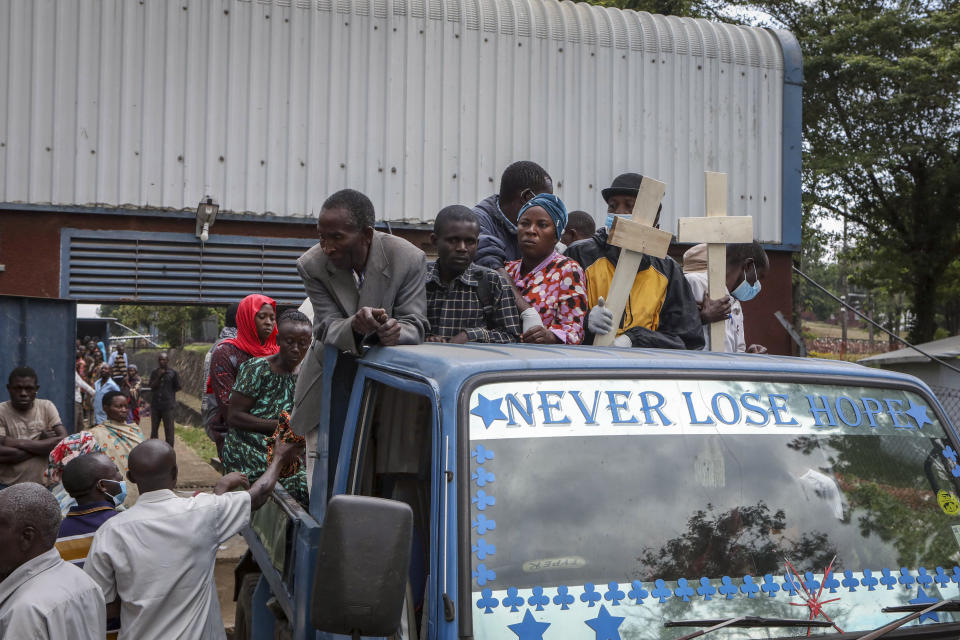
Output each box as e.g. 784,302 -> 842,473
222,309 -> 313,504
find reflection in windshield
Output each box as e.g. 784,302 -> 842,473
471,429 -> 960,591
637,501 -> 837,582
467,380 -> 960,637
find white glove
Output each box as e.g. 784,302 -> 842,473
587,297 -> 615,335
613,334 -> 632,348
520,307 -> 544,332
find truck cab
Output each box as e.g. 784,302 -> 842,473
242,344 -> 960,640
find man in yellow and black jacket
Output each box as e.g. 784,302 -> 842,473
565,173 -> 705,350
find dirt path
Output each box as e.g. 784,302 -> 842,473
172,429 -> 247,634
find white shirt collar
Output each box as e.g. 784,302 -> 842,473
0,548 -> 62,607
134,489 -> 178,505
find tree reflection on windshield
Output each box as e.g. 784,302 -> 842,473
636,501 -> 838,581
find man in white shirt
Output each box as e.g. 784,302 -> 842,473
0,482 -> 106,639
682,241 -> 770,353
84,437 -> 301,640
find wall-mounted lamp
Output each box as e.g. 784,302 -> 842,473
195,196 -> 219,243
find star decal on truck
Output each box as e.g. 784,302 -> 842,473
471,394 -> 506,428
904,399 -> 933,429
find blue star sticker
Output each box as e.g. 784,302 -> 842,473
508,609 -> 550,640
585,604 -> 625,640
909,586 -> 940,623
905,399 -> 933,429
471,394 -> 507,428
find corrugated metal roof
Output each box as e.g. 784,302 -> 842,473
860,335 -> 960,366
0,0 -> 787,243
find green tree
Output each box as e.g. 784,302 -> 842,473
732,0 -> 960,343
101,305 -> 223,348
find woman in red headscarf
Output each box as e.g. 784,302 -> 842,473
207,294 -> 278,456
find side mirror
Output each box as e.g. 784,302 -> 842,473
311,495 -> 413,637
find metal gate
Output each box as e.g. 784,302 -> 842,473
61,229 -> 316,304
0,295 -> 77,431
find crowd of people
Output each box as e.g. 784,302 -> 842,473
0,160 -> 772,638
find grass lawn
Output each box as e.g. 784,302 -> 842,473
182,343 -> 214,353
803,320 -> 873,340
178,424 -> 218,464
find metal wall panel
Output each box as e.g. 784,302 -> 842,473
1,0 -> 787,243
61,229 -> 316,304
0,296 -> 77,431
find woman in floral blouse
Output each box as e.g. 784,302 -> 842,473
506,194 -> 589,344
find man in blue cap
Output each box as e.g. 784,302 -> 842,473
565,172 -> 705,350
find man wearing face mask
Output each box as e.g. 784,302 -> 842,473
682,241 -> 770,353
565,172 -> 705,350
55,454 -> 125,637
56,454 -> 125,559
472,161 -> 554,271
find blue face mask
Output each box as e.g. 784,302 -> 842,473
731,262 -> 762,302
605,213 -> 623,229
100,479 -> 127,507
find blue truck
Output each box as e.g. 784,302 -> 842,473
239,343 -> 960,640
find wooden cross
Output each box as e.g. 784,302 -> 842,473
676,172 -> 754,351
594,176 -> 673,347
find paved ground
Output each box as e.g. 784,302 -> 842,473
172,430 -> 247,634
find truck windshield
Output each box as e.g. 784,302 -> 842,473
467,378 -> 960,639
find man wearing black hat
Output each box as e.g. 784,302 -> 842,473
565,173 -> 705,350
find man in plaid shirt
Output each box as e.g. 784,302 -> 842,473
425,206 -> 522,343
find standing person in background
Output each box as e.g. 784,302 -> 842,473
76,346 -> 87,377
505,194 -> 589,344
125,364 -> 142,424
682,241 -> 770,353
208,296 -> 278,457
222,310 -> 312,505
0,367 -> 68,489
202,302 -> 239,451
147,353 -> 180,446
560,210 -> 596,247
75,360 -> 95,430
107,343 -> 128,387
93,364 -> 120,425
87,349 -> 103,387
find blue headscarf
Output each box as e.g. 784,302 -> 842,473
517,193 -> 568,239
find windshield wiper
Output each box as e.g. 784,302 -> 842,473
858,599 -> 960,640
664,615 -> 833,640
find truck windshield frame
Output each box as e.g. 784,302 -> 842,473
456,368 -> 956,640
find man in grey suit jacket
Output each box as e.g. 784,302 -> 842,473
291,189 -> 428,490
